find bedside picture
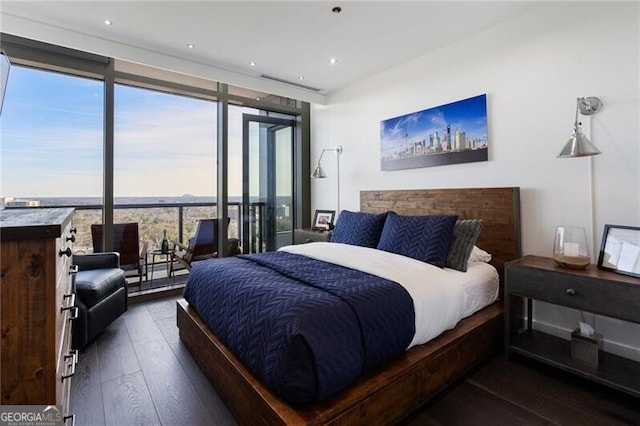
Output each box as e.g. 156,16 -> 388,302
312,210 -> 335,231
597,224 -> 640,278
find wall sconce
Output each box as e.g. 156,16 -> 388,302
557,97 -> 603,158
556,96 -> 604,265
312,145 -> 343,215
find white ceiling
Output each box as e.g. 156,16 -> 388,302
1,1 -> 537,103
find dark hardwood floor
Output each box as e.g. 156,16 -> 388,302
70,295 -> 640,425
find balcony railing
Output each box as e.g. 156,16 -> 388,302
5,201 -> 291,293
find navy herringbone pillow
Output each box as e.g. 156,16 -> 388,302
330,210 -> 388,248
377,212 -> 458,267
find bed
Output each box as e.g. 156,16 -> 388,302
177,187 -> 521,425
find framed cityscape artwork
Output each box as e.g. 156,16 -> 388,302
380,94 -> 488,171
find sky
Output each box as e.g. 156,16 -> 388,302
0,65 -> 289,199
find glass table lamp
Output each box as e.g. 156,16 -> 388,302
553,225 -> 591,269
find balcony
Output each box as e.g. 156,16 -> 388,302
5,200 -> 291,298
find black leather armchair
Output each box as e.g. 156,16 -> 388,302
72,252 -> 128,349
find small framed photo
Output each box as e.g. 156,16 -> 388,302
312,209 -> 336,231
597,224 -> 640,278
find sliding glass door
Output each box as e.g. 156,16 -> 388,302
242,114 -> 294,253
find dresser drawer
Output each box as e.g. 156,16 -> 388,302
56,221 -> 74,287
56,284 -> 75,367
56,260 -> 74,339
506,262 -> 640,323
55,318 -> 75,407
55,224 -> 75,364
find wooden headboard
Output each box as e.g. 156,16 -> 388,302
360,187 -> 521,289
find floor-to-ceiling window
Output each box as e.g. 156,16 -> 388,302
113,83 -> 218,252
1,34 -> 311,289
0,64 -> 104,252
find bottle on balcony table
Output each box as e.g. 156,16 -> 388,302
161,229 -> 169,253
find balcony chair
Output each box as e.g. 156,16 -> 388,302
72,252 -> 128,349
91,222 -> 148,287
172,218 -> 240,272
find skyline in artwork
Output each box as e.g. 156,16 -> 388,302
380,94 -> 488,171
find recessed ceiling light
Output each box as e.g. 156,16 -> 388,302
329,58 -> 338,64
298,76 -> 304,80
104,19 -> 113,26
187,43 -> 195,49
250,62 -> 256,67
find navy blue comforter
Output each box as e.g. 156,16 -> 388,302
183,251 -> 415,404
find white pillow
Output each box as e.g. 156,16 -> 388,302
468,245 -> 492,264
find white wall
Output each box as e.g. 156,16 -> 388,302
311,2 -> 640,360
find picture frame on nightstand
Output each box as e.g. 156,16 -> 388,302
312,209 -> 335,231
597,224 -> 640,278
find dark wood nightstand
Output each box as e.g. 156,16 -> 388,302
293,228 -> 332,244
505,255 -> 640,398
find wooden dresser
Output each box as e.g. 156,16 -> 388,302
1,208 -> 77,421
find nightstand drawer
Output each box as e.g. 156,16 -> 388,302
506,258 -> 640,324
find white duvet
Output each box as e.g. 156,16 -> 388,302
280,242 -> 498,349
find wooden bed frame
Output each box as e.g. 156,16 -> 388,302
177,187 -> 521,425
